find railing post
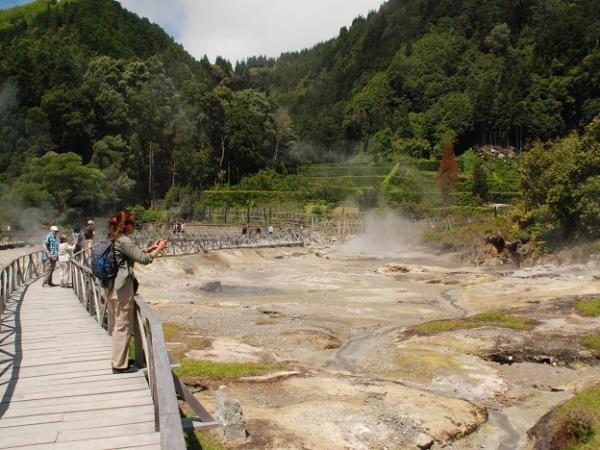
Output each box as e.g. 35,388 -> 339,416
133,304 -> 145,369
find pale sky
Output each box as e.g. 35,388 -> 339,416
117,0 -> 386,63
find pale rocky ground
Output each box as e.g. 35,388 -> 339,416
130,225 -> 600,450
0,245 -> 37,268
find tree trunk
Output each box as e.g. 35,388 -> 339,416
273,137 -> 280,162
219,137 -> 226,169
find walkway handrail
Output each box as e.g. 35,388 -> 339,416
131,230 -> 305,257
70,257 -> 187,450
0,251 -> 45,331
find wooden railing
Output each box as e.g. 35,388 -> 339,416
70,257 -> 218,449
0,251 -> 45,331
131,230 -> 305,257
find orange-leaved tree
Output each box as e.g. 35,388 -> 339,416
438,140 -> 459,205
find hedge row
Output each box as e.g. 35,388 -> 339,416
302,165 -> 393,177
195,186 -> 366,208
416,159 -> 466,172
303,175 -> 386,187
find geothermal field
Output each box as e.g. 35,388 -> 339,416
128,217 -> 600,450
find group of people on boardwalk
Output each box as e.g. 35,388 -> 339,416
42,219 -> 96,287
42,211 -> 167,374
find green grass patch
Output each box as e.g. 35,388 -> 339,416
163,322 -> 188,341
548,384 -> 600,448
128,337 -> 136,360
162,323 -> 211,361
582,334 -> 600,351
575,298 -> 600,317
412,311 -> 535,335
175,359 -> 285,381
184,430 -> 226,450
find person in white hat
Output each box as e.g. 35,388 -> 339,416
42,225 -> 60,287
83,219 -> 96,261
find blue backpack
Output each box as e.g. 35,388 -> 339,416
90,240 -> 118,287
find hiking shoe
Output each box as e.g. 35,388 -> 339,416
112,365 -> 138,374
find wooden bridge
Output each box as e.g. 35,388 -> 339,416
0,233 -> 306,448
131,230 -> 305,257
0,253 -> 217,448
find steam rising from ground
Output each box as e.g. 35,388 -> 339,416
338,210 -> 424,258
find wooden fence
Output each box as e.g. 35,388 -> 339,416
69,258 -> 218,449
131,230 -> 305,257
0,251 -> 45,332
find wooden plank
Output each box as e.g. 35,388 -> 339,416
0,413 -> 154,436
12,431 -> 161,449
4,352 -> 112,370
7,346 -> 111,359
2,370 -> 141,392
0,405 -> 153,429
0,412 -> 65,428
121,446 -> 161,450
0,369 -> 141,387
12,326 -> 105,335
2,394 -> 153,418
0,430 -> 58,448
3,338 -> 110,350
8,350 -> 111,365
173,376 -> 214,423
8,330 -> 107,341
1,376 -> 147,399
57,422 -> 156,442
4,388 -> 151,410
2,360 -> 112,380
2,342 -> 110,354
181,418 -> 220,431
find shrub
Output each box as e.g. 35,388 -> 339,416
131,205 -> 167,225
472,158 -> 489,202
392,137 -> 431,159
519,116 -> 600,240
557,409 -> 595,445
417,159 -> 440,171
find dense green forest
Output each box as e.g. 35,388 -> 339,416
250,0 -> 600,158
0,0 -> 599,242
0,0 -> 296,224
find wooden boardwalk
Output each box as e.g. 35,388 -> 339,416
0,280 -> 160,449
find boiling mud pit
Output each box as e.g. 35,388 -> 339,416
135,223 -> 600,449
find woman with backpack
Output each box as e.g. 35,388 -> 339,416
104,210 -> 167,374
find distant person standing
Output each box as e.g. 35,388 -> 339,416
267,224 -> 274,238
42,225 -> 59,287
72,225 -> 83,259
83,219 -> 96,260
58,235 -> 75,287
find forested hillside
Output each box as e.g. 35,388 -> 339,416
0,0 -> 295,223
1,0 -> 599,243
242,0 -> 600,159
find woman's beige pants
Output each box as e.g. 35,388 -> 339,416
104,280 -> 134,369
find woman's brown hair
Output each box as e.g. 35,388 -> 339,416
109,210 -> 136,241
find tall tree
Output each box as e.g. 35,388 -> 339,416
438,141 -> 459,204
